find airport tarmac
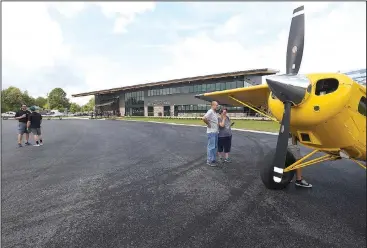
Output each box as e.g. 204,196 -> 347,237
1,119 -> 366,248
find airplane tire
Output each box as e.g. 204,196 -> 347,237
260,148 -> 296,190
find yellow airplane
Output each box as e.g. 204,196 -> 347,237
196,5 -> 366,190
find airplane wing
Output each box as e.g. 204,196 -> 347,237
195,84 -> 270,108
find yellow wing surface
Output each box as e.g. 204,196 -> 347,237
195,84 -> 270,108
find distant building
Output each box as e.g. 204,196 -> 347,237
344,69 -> 366,86
72,68 -> 278,117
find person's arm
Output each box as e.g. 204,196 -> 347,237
202,110 -> 211,127
40,115 -> 42,125
14,111 -> 25,120
219,116 -> 226,127
27,115 -> 32,128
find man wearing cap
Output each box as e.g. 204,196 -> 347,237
27,106 -> 43,147
14,104 -> 31,147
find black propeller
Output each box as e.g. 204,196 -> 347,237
266,5 -> 305,183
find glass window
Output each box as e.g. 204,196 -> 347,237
159,89 -> 163,95
197,84 -> 202,93
202,84 -> 207,92
237,81 -> 244,88
231,81 -> 237,89
358,96 -> 366,116
183,86 -> 189,94
193,85 -> 197,92
193,105 -> 198,111
178,105 -> 182,111
216,83 -> 221,91
192,85 -> 196,93
189,105 -> 193,110
220,83 -> 226,90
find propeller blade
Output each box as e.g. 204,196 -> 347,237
286,5 -> 305,75
272,101 -> 292,183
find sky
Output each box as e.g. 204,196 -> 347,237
2,2 -> 366,105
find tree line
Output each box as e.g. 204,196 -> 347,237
1,86 -> 95,113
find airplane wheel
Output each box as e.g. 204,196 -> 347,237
260,148 -> 296,190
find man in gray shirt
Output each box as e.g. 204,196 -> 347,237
218,107 -> 233,163
202,101 -> 219,166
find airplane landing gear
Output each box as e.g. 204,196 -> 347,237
260,148 -> 296,190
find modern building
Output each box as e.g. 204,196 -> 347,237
72,68 -> 278,117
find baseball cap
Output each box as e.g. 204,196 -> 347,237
29,106 -> 36,111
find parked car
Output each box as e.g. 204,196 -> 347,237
2,111 -> 16,120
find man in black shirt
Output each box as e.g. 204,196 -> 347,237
27,106 -> 43,147
14,104 -> 31,147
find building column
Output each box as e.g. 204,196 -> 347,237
170,105 -> 174,116
154,106 -> 163,117
144,106 -> 148,117
119,107 -> 125,116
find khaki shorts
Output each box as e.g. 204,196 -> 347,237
30,128 -> 41,135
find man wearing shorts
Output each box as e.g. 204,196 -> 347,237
14,104 -> 31,147
288,134 -> 312,188
202,101 -> 219,166
27,106 -> 43,147
218,107 -> 233,163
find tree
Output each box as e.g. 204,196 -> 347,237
69,103 -> 81,113
81,97 -> 95,112
1,86 -> 24,112
22,90 -> 36,107
35,97 -> 47,108
48,88 -> 70,110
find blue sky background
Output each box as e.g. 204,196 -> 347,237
2,2 -> 366,104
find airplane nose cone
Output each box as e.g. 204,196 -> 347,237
266,78 -> 307,105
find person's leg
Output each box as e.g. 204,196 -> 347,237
17,123 -> 25,147
213,133 -> 218,162
25,132 -> 30,145
295,167 -> 312,187
217,137 -> 224,161
224,136 -> 231,162
207,133 -> 216,165
207,133 -> 213,163
38,129 -> 43,145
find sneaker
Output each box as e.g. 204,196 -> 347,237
39,142 -> 43,146
33,144 -> 40,147
224,158 -> 231,163
207,161 -> 217,167
25,142 -> 31,146
295,178 -> 312,188
18,143 -> 22,148
218,157 -> 224,163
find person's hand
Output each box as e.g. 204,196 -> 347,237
22,114 -> 26,118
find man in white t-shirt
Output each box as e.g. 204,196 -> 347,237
202,101 -> 219,166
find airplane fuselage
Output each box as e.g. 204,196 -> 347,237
268,73 -> 366,161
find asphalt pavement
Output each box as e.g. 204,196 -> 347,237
1,119 -> 366,248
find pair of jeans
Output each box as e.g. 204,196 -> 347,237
207,132 -> 218,163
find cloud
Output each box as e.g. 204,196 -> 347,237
2,2 -> 365,106
50,2 -> 156,33
2,2 -> 71,72
2,2 -> 156,105
160,2 -> 366,78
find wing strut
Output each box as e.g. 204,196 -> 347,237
228,95 -> 279,123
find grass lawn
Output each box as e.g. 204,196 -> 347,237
119,117 -> 280,132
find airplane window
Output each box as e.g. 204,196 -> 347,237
358,96 -> 366,116
315,78 -> 339,96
